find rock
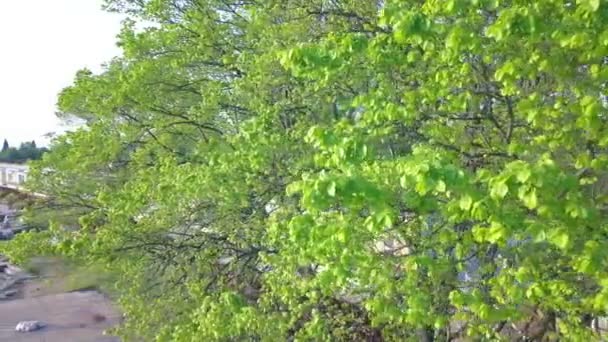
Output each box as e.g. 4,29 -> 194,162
4,265 -> 22,276
15,320 -> 45,332
0,289 -> 18,299
592,316 -> 608,334
0,230 -> 13,240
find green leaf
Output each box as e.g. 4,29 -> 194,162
584,0 -> 601,11
327,181 -> 337,197
549,230 -> 570,249
487,222 -> 507,243
515,167 -> 531,183
521,187 -> 538,209
459,194 -> 473,211
400,175 -> 408,188
435,180 -> 447,192
490,180 -> 509,200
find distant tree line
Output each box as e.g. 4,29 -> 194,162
0,139 -> 47,163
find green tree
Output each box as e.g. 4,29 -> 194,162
4,0 -> 608,341
0,141 -> 46,163
2,139 -> 8,152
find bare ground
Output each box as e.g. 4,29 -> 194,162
0,279 -> 121,342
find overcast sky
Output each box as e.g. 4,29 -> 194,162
0,0 -> 124,146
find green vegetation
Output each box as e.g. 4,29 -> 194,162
3,0 -> 608,340
0,139 -> 47,163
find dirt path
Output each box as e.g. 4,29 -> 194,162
0,290 -> 120,341
0,264 -> 121,342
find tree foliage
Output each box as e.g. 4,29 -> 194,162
4,0 -> 608,340
0,140 -> 46,163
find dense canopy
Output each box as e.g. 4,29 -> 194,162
4,0 -> 608,340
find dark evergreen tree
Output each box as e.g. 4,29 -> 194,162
1,139 -> 8,152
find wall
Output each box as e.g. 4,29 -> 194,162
0,163 -> 29,189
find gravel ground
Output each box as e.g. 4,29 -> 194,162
0,259 -> 121,342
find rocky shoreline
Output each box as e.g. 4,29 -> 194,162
0,255 -> 32,301
0,202 -> 31,301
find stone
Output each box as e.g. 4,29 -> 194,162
0,230 -> 13,240
4,265 -> 21,276
15,320 -> 45,332
592,316 -> 608,334
0,289 -> 18,299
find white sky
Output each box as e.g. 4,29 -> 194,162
0,0 -> 124,146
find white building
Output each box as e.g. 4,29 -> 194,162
0,163 -> 29,189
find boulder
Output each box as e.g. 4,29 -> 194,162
15,320 -> 45,332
